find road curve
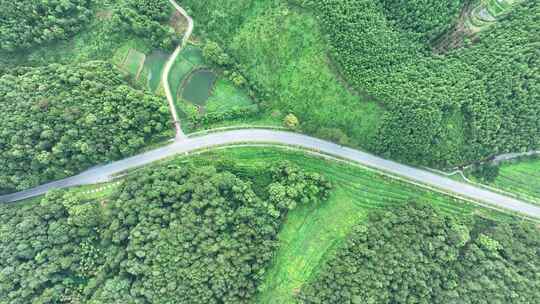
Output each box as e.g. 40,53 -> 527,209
162,0 -> 193,140
1,129 -> 540,219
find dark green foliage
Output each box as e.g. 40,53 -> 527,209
268,161 -> 332,211
471,163 -> 500,182
305,0 -> 539,166
0,61 -> 170,194
203,40 -> 232,66
93,165 -> 283,303
377,0 -> 465,41
0,0 -> 92,52
114,0 -> 176,50
0,161 -> 331,303
0,192 -> 104,304
299,204 -> 540,303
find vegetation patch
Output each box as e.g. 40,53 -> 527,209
0,61 -> 171,194
167,45 -> 259,129
299,0 -> 539,167
180,147 -> 516,303
142,50 -> 169,92
469,156 -> 540,205
299,204 -> 540,303
175,0 -> 386,154
0,156 -> 330,303
0,146 -> 527,303
0,0 -> 177,68
121,48 -> 146,77
181,45 -> 205,65
206,79 -> 254,113
0,0 -> 92,52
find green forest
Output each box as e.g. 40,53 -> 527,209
0,0 -> 92,52
0,61 -> 171,194
1,0 -> 539,303
305,0 -> 539,166
0,161 -> 330,303
1,156 -> 538,303
179,0 -> 539,167
114,0 -> 177,49
299,204 -> 540,303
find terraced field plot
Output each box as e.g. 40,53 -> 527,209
469,0 -> 524,30
184,147 -> 515,304
122,49 -> 146,76
143,50 -> 169,92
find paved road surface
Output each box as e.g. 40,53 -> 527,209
1,129 -> 540,219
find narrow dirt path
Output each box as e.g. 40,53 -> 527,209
162,0 -> 194,140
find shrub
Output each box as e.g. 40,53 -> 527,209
284,113 -> 300,129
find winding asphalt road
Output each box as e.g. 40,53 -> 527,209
1,129 -> 540,219
2,1 -> 539,221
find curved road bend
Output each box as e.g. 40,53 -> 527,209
1,130 -> 540,218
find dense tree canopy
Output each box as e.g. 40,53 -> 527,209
304,0 -> 539,166
299,204 -> 540,303
180,0 -> 538,167
0,0 -> 92,52
113,0 -> 177,50
377,0 -> 465,41
0,61 -> 171,194
0,161 -> 330,303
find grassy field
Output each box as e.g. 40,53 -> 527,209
181,45 -> 205,65
123,49 -> 146,76
180,147 -> 517,303
206,79 -> 254,113
470,157 -> 540,205
169,56 -> 195,103
198,1 -> 385,148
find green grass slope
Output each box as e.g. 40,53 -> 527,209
183,147 -> 515,303
471,157 -> 540,205
180,0 -> 383,147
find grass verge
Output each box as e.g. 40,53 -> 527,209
468,157 -> 540,205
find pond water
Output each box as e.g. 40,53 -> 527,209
181,70 -> 217,105
144,50 -> 169,92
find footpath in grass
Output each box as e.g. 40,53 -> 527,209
471,157 -> 540,205
183,147 -> 515,304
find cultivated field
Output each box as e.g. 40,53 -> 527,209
143,50 -> 169,92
